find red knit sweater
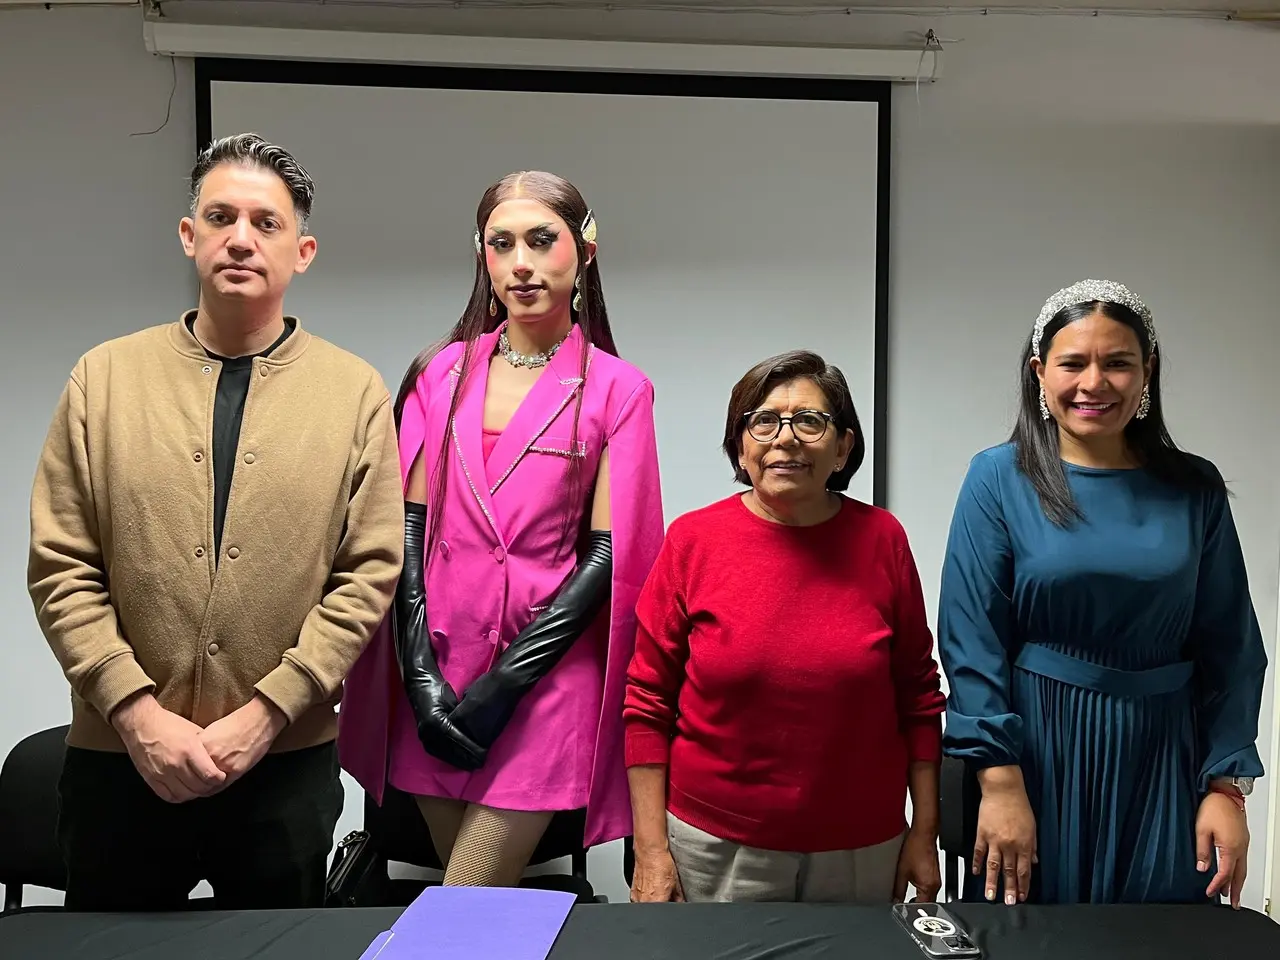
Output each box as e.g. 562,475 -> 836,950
623,494 -> 945,853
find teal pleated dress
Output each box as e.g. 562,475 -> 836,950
937,443 -> 1267,904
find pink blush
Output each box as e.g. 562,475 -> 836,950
543,235 -> 576,272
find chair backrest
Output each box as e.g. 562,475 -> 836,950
0,725 -> 70,909
938,755 -> 981,901
363,786 -> 591,877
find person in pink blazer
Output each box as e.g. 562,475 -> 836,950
338,171 -> 665,885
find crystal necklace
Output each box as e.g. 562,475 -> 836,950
497,327 -> 571,369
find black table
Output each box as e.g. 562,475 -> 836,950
1,901 -> 1276,959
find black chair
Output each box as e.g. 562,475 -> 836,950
360,785 -> 603,904
0,725 -> 224,914
0,725 -> 69,912
938,755 -> 980,902
621,834 -> 634,891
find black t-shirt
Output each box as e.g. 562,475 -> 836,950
186,316 -> 295,560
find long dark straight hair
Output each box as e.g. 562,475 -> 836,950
394,171 -> 618,556
1011,300 -> 1222,527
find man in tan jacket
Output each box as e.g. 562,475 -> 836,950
27,133 -> 404,911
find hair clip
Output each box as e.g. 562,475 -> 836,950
473,229 -> 482,255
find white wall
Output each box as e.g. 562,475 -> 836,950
890,110 -> 1280,921
1270,578 -> 1280,914
3,5 -> 1278,911
883,19 -> 1279,917
0,6 -> 197,905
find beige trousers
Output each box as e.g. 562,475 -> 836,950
667,812 -> 904,903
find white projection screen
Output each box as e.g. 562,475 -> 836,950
201,60 -> 890,518
201,60 -> 890,891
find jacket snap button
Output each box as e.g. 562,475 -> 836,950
243,453 -> 255,464
193,451 -> 203,462
194,546 -> 205,558
494,546 -> 506,563
487,630 -> 500,644
201,365 -> 212,375
227,547 -> 240,559
207,643 -> 219,656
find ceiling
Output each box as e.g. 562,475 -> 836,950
140,0 -> 1280,17
2,0 -> 1273,15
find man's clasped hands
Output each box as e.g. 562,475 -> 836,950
110,691 -> 288,802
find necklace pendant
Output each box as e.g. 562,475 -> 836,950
498,328 -> 569,370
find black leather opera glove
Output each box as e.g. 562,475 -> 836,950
395,502 -> 486,771
450,530 -> 613,749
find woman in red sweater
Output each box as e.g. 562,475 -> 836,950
624,350 -> 946,903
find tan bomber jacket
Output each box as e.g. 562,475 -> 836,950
27,315 -> 404,752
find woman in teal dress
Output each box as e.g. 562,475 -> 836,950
937,279 -> 1266,909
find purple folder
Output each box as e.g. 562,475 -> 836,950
358,886 -> 577,960
357,930 -> 395,960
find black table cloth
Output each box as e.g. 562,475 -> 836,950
1,901 -> 1276,959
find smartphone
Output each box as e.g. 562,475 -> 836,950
891,902 -> 982,958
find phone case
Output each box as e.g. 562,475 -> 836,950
891,902 -> 982,958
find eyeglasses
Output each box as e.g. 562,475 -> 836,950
743,409 -> 834,444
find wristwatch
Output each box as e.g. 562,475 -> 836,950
1209,777 -> 1253,813
1229,776 -> 1255,797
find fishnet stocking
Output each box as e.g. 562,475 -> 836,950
415,796 -> 552,887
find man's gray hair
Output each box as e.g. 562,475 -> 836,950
189,133 -> 315,233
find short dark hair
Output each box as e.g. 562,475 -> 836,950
189,133 -> 315,233
721,350 -> 866,492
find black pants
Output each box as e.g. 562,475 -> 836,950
56,741 -> 344,911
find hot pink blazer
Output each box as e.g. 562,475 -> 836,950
338,325 -> 665,848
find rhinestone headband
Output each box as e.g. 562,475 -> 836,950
1032,279 -> 1157,359
473,208 -> 598,254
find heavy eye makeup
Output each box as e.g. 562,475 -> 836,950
486,225 -> 561,252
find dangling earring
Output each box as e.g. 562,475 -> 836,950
1038,384 -> 1051,421
1135,383 -> 1151,420
572,275 -> 583,313
489,295 -> 497,317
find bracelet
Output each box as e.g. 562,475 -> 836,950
1207,782 -> 1246,813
